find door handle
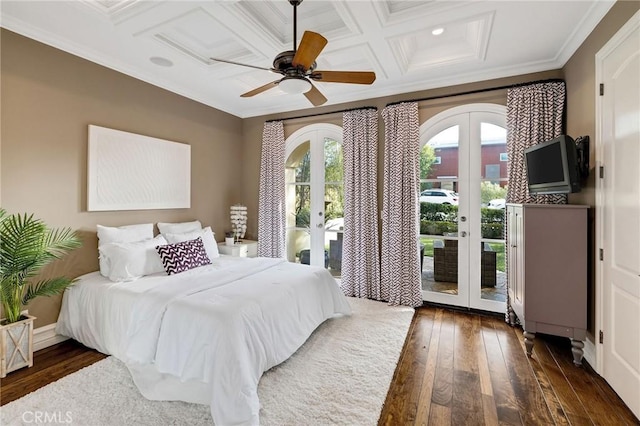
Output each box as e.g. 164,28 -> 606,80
316,224 -> 323,229
460,231 -> 467,237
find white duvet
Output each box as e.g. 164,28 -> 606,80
56,256 -> 351,425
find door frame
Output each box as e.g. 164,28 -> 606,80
285,123 -> 343,268
419,103 -> 507,312
593,9 -> 640,377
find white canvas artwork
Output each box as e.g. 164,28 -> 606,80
87,125 -> 191,211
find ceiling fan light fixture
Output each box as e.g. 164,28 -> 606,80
278,77 -> 312,94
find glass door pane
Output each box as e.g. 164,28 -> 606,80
471,117 -> 508,312
285,142 -> 311,264
325,184 -> 343,276
324,137 -> 344,277
285,131 -> 344,275
478,122 -> 507,303
420,125 -> 463,303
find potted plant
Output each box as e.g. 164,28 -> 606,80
0,208 -> 81,377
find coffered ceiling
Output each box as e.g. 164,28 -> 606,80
1,0 -> 615,118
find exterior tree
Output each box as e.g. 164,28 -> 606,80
323,139 -> 343,221
480,181 -> 507,205
419,144 -> 437,191
294,150 -> 311,227
293,139 -> 344,228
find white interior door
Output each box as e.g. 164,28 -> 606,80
419,104 -> 507,313
598,11 -> 640,419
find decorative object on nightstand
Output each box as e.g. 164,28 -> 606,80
217,240 -> 258,258
224,232 -> 235,246
0,208 -> 81,377
230,204 -> 247,243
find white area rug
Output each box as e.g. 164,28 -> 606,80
1,298 -> 414,426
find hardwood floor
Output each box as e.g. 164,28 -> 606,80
0,339 -> 106,406
1,305 -> 638,425
380,306 -> 639,425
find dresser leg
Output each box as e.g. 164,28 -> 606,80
571,339 -> 584,366
523,331 -> 535,356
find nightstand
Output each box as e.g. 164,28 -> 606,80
217,240 -> 258,258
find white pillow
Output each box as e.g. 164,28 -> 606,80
97,223 -> 154,277
163,226 -> 219,260
157,220 -> 202,235
99,235 -> 167,282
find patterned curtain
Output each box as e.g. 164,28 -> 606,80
341,108 -> 381,299
506,81 -> 567,205
505,81 -> 566,324
257,121 -> 286,258
380,102 -> 423,307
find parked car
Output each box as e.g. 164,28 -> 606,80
419,189 -> 459,205
487,198 -> 506,209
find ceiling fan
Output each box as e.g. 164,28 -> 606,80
210,0 -> 376,107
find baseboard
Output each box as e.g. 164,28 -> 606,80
583,337 -> 598,373
33,323 -> 68,352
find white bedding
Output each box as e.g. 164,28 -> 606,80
56,256 -> 351,425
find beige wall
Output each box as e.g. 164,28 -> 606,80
565,0 -> 640,206
0,30 -> 244,327
563,1 -> 639,335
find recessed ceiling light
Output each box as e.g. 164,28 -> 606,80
432,28 -> 445,36
150,56 -> 173,67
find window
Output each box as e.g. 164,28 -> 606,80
434,156 -> 442,164
485,164 -> 500,180
500,152 -> 508,161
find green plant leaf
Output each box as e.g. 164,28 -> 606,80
22,277 -> 77,306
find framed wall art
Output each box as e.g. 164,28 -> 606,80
87,125 -> 191,211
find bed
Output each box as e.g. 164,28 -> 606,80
56,255 -> 351,425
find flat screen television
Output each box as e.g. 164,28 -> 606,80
524,135 -> 581,194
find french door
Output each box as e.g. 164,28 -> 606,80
419,104 -> 507,313
284,124 -> 343,277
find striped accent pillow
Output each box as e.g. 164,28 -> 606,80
155,237 -> 211,275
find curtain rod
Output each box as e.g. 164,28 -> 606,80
265,106 -> 377,123
385,78 -> 565,107
264,77 -> 564,122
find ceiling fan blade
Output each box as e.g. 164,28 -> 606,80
241,80 -> 280,98
304,82 -> 327,107
292,31 -> 328,71
210,57 -> 279,73
310,70 -> 376,85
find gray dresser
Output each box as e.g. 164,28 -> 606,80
506,203 -> 588,365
